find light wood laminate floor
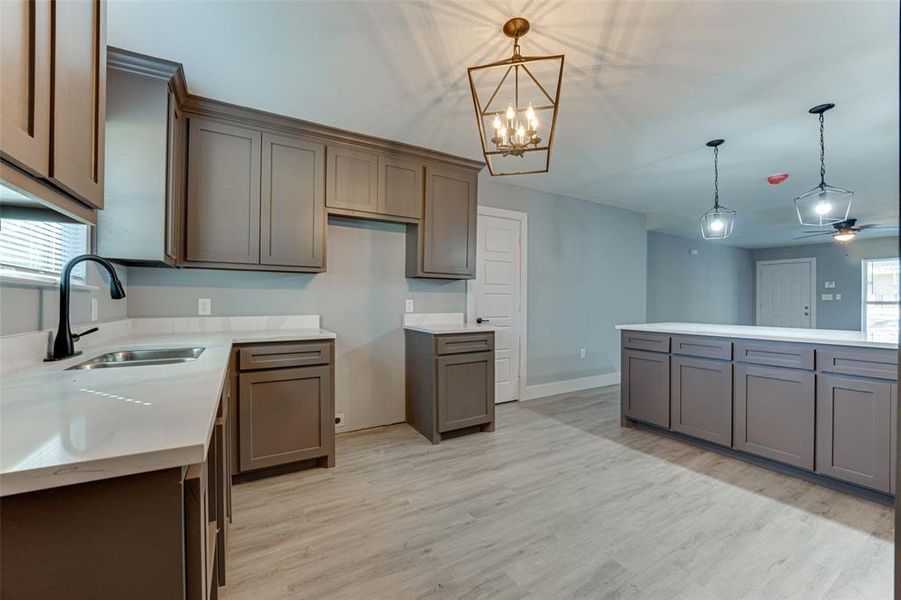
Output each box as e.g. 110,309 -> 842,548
222,386 -> 893,600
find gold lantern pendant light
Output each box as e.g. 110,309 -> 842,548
467,18 -> 564,176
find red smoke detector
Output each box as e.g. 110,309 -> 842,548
767,172 -> 789,185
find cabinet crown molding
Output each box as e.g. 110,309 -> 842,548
107,47 -> 188,105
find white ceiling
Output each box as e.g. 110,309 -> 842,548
108,0 -> 900,248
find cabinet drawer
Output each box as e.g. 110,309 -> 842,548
239,341 -> 331,370
621,330 -> 670,353
435,333 -> 493,355
734,340 -> 814,370
672,336 -> 732,360
816,347 -> 897,380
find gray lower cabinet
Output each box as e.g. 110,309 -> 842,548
437,352 -> 494,433
233,341 -> 336,474
405,329 -> 495,443
733,363 -> 814,469
621,348 -> 670,428
816,373 -> 895,493
670,356 -> 732,446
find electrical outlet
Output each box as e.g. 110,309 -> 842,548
334,412 -> 346,430
91,298 -> 98,322
689,249 -> 699,256
405,299 -> 414,313
579,348 -> 586,359
197,298 -> 212,316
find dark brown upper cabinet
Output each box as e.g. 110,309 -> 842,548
99,50 -> 186,267
260,133 -> 326,270
49,0 -> 106,209
184,117 -> 262,266
406,164 -> 477,279
0,0 -> 106,221
326,145 -> 379,214
378,155 -> 423,220
0,0 -> 51,176
182,115 -> 328,273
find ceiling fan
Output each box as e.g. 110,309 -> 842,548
795,218 -> 894,242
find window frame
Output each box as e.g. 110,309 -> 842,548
861,257 -> 900,335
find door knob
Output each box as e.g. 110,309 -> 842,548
476,318 -> 490,324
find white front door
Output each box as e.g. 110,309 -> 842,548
757,259 -> 815,328
471,210 -> 523,403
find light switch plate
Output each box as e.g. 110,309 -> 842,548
405,299 -> 414,313
579,348 -> 586,359
821,293 -> 833,301
835,293 -> 842,301
198,298 -> 212,316
689,249 -> 699,256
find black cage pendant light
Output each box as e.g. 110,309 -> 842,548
699,139 -> 735,240
794,103 -> 852,226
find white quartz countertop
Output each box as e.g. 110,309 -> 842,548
403,323 -> 496,335
616,322 -> 898,349
402,312 -> 495,335
0,326 -> 335,497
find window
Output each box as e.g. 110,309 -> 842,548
0,219 -> 89,283
862,258 -> 900,341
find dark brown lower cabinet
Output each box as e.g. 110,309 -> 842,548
621,348 -> 670,428
0,393 -> 230,600
670,356 -> 732,446
437,352 -> 494,433
816,373 -> 896,493
232,340 -> 336,476
406,329 -> 496,444
733,364 -> 814,469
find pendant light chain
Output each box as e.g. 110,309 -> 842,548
819,112 -> 826,187
713,145 -> 720,209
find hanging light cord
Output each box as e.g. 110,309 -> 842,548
713,145 -> 720,209
819,112 -> 826,187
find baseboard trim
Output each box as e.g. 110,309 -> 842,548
522,372 -> 620,401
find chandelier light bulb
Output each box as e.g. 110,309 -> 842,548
492,114 -> 502,131
506,103 -> 515,121
709,219 -> 724,232
815,201 -> 832,216
526,102 -> 536,122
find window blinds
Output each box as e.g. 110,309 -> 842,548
0,219 -> 88,280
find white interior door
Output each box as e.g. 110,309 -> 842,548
757,259 -> 815,328
471,211 -> 523,403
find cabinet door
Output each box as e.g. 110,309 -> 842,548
670,356 -> 732,446
164,91 -> 182,264
621,349 -> 670,427
421,164 -> 477,276
185,117 -> 261,265
733,364 -> 814,468
0,0 -> 51,175
326,145 -> 378,213
378,155 -> 423,219
816,373 -> 894,492
260,133 -> 325,268
437,351 -> 494,432
50,0 -> 106,208
238,365 -> 331,471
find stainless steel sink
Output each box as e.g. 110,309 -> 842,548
67,347 -> 206,370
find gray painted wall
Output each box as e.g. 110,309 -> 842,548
0,262 -> 128,336
478,178 -> 647,385
646,232 -> 754,325
752,236 -> 899,330
126,217 -> 464,432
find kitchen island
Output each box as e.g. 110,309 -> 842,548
616,322 -> 898,497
